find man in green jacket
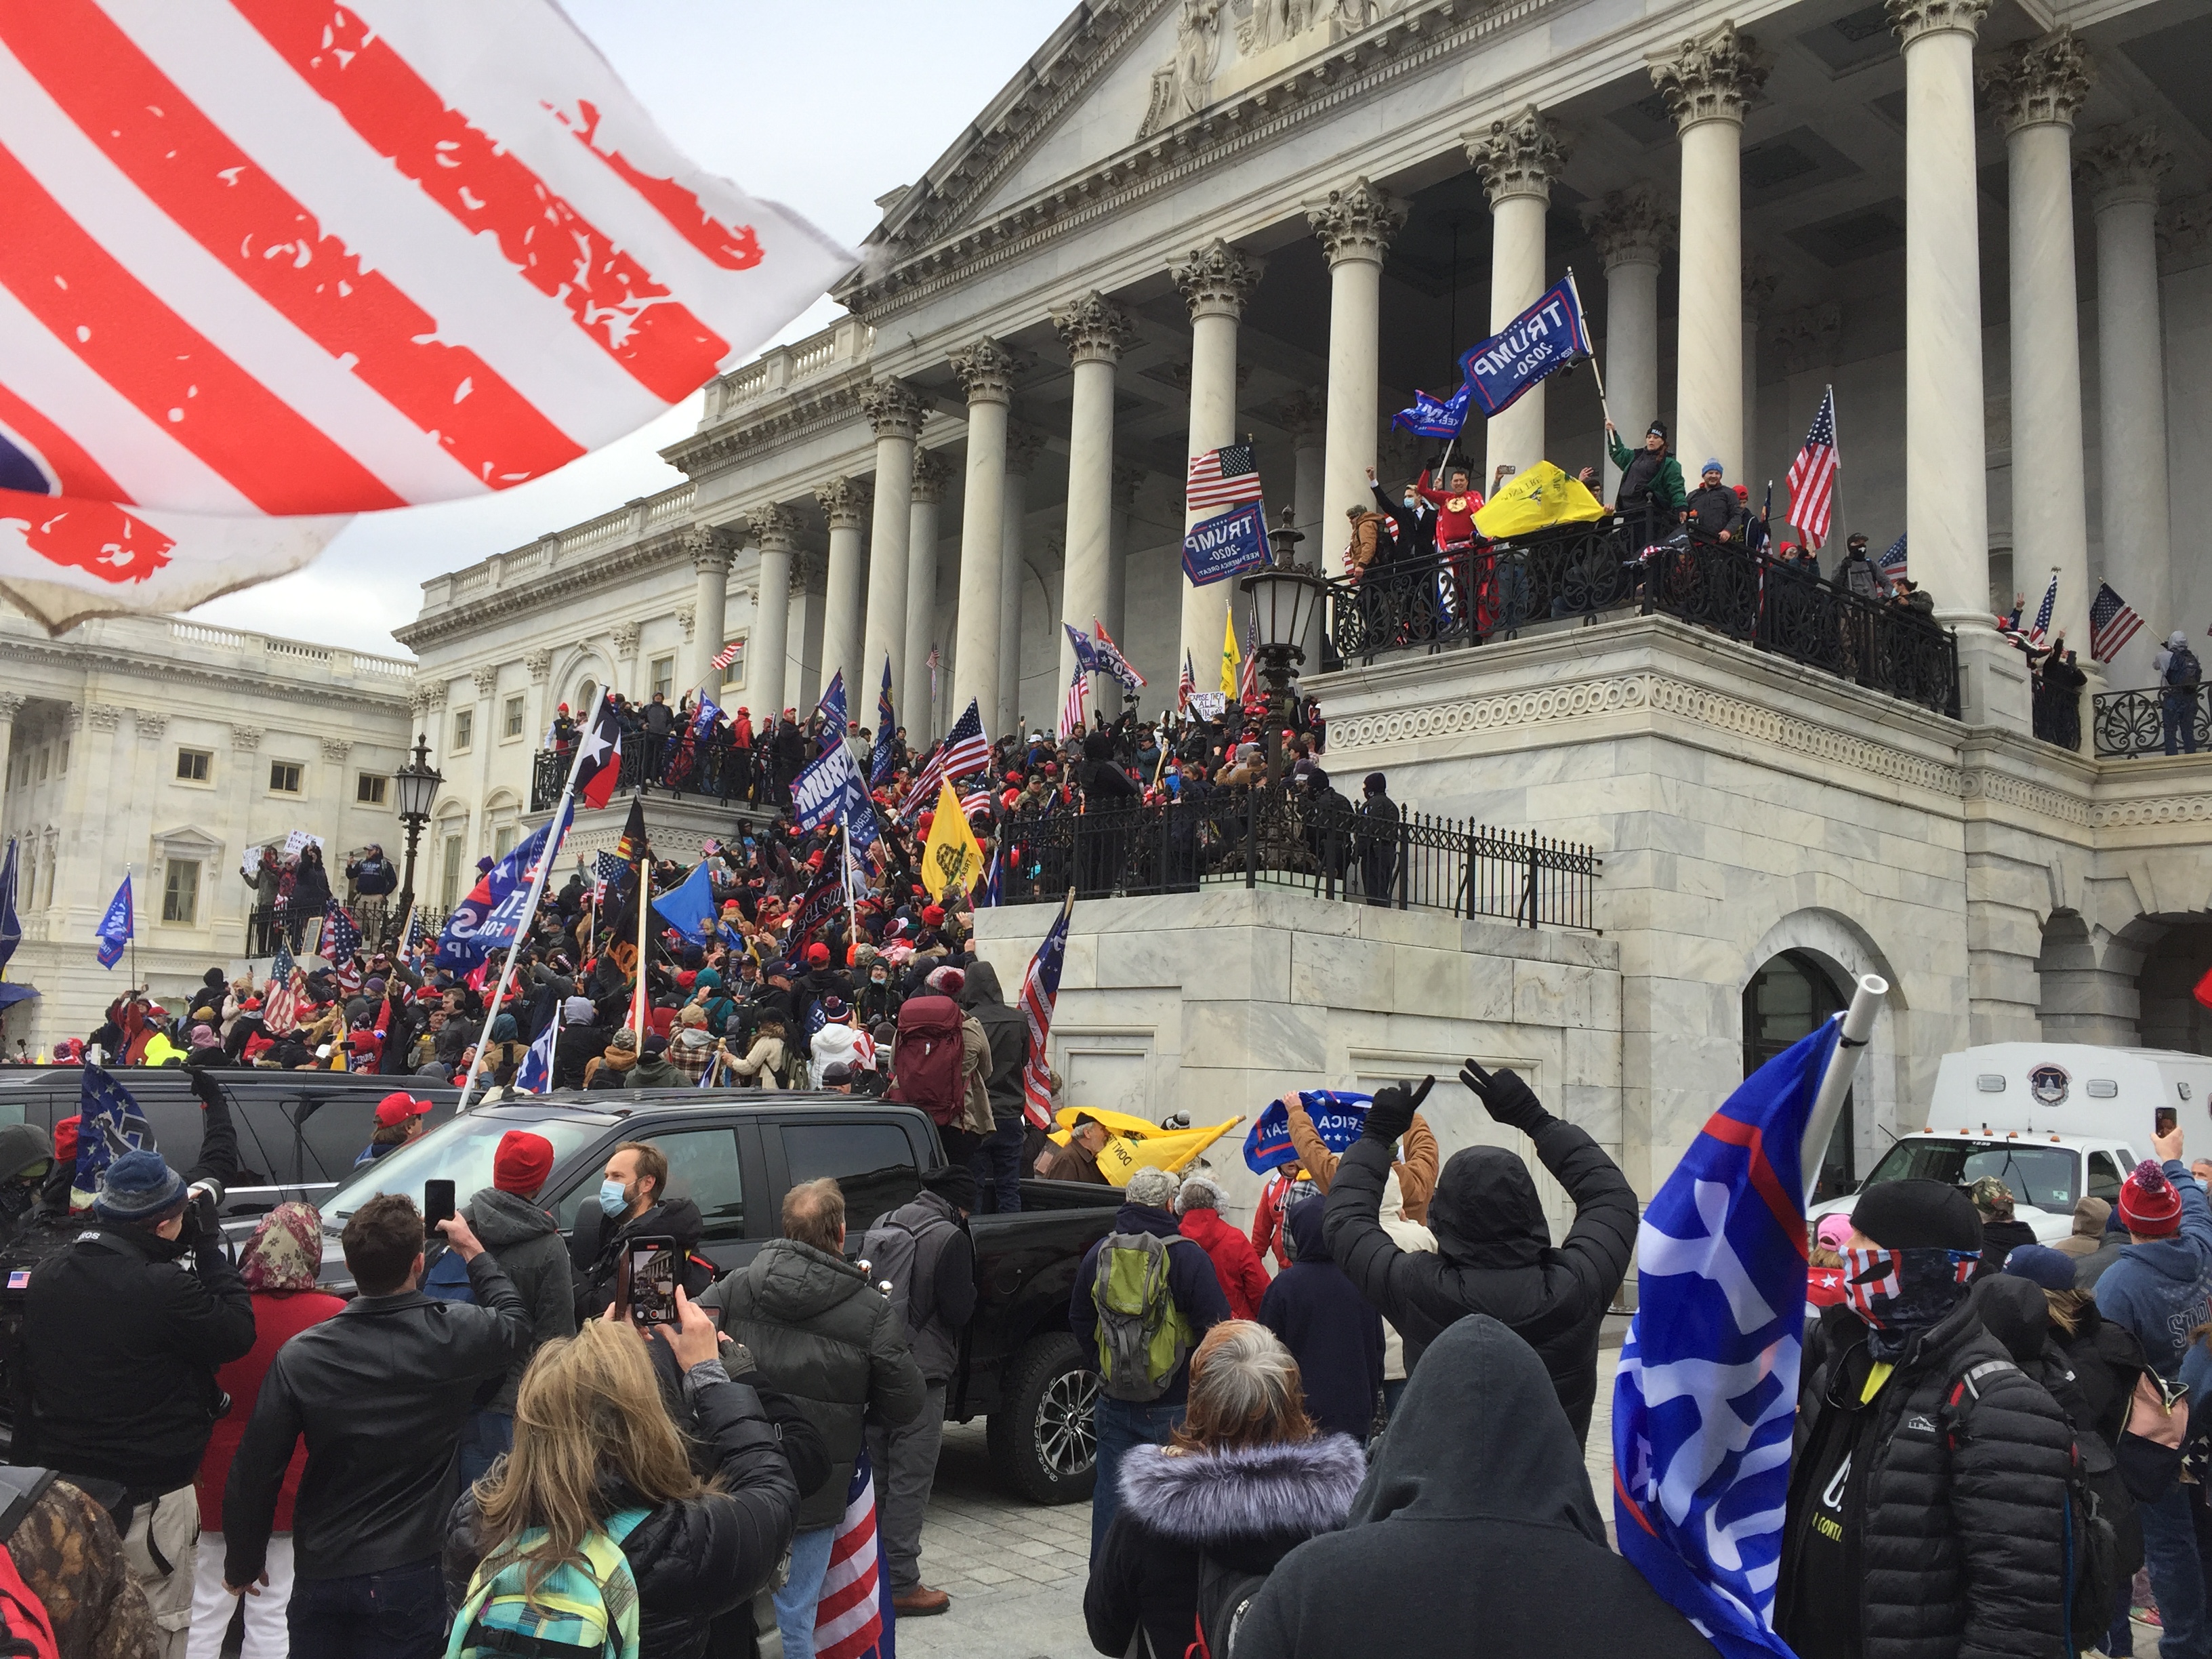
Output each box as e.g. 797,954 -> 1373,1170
1604,417 -> 1687,534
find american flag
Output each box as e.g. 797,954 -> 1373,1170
900,698 -> 990,818
1185,443 -> 1263,516
814,1451 -> 890,1659
1177,650 -> 1195,713
1019,897 -> 1072,1130
712,639 -> 741,672
1784,387 -> 1839,549
2091,581 -> 2145,663
516,1004 -> 558,1093
1092,619 -> 1147,690
321,901 -> 361,965
262,939 -> 300,1036
1058,665 -> 1088,741
960,784 -> 996,820
1877,533 -> 1907,591
402,907 -> 427,956
1237,639 -> 1261,712
0,3 -> 848,633
2024,569 -> 2059,647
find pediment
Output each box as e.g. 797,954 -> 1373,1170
152,824 -> 225,859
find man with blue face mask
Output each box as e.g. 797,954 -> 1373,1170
570,1139 -> 713,1322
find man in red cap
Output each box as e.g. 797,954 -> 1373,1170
352,1092 -> 432,1171
453,1130 -> 575,1483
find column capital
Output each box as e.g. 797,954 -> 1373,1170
1742,251 -> 1783,312
1652,22 -> 1770,129
1582,186 -> 1674,270
750,501 -> 801,551
321,736 -> 353,764
1769,302 -> 1842,376
912,447 -> 954,506
1277,387 -> 1326,448
814,474 -> 874,531
1980,28 -> 2093,135
471,663 -> 499,696
683,522 -> 735,574
1005,422 -> 1048,477
1051,291 -> 1136,364
1885,0 -> 1989,50
1463,106 -> 1573,207
228,722 -> 263,750
949,336 -> 1024,407
525,649 -> 552,683
0,692 -> 26,722
857,376 -> 929,441
1171,238 -> 1266,320
787,550 -> 821,598
134,710 -> 170,743
676,605 -> 697,642
2078,123 -> 2170,210
611,622 -> 642,657
1306,177 -> 1406,268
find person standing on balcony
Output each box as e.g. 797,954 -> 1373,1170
1366,467 -> 1435,564
1684,461 -> 1746,541
1837,535 -> 1881,602
1605,418 -> 1685,544
2154,631 -> 2202,756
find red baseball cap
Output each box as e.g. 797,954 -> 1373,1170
806,942 -> 830,966
374,1092 -> 433,1128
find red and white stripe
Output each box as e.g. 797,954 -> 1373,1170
813,1468 -> 883,1659
1059,670 -> 1088,741
0,1 -> 848,628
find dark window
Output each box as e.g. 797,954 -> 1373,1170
2089,1151 -> 2123,1204
295,1094 -> 379,1183
552,1128 -> 745,1243
1744,950 -> 1854,1202
781,1122 -> 921,1229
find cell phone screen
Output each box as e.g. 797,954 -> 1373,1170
2157,1107 -> 2179,1138
621,1237 -> 679,1326
424,1180 -> 455,1228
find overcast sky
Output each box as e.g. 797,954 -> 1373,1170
186,0 -> 1071,653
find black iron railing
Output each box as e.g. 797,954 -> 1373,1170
243,904 -> 447,957
1324,519 -> 1962,718
992,785 -> 1601,930
530,741 -> 770,813
2092,683 -> 2210,758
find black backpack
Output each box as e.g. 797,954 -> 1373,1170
2166,644 -> 2202,688
1191,1551 -> 1272,1659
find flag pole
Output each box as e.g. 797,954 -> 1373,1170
126,863 -> 136,990
455,687 -> 604,1113
1799,975 -> 1889,1207
632,829 -> 653,1046
1563,267 -> 1612,430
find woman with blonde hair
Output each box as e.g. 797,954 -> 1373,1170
443,1292 -> 798,1658
1082,1320 -> 1365,1659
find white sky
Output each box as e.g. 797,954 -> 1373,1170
185,0 -> 1073,654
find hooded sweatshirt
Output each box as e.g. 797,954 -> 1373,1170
1258,1199 -> 1382,1443
2093,1158 -> 2212,1377
1235,1316 -> 1717,1658
2053,1195 -> 2111,1259
464,1187 -> 579,1412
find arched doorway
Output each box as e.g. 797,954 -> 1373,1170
1745,949 -> 1854,1201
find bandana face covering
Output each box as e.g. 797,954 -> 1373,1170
1841,1245 -> 1979,1359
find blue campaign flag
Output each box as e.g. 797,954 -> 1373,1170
871,659 -> 897,787
1182,499 -> 1270,588
691,695 -> 722,743
1612,1018 -> 1841,1659
0,837 -> 20,978
434,800 -> 573,972
814,670 -> 849,754
653,861 -> 718,947
1063,623 -> 1099,674
76,1063 -> 152,1191
1459,278 -> 1593,419
516,1006 -> 559,1093
792,739 -> 861,834
1244,1090 -> 1372,1174
842,779 -> 880,853
94,874 -> 133,970
1392,382 -> 1472,438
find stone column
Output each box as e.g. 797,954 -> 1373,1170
0,692 -> 23,838
1983,32 -> 2095,657
1742,254 -> 1782,481
1654,23 -> 1769,485
1108,461 -> 1143,652
1281,388 -> 1328,552
2081,125 -> 2174,632
747,504 -> 799,722
1052,291 -> 1134,691
1582,188 -> 1671,496
813,476 -> 872,712
903,448 -> 951,739
1000,425 -> 1045,738
859,377 -> 928,707
1308,180 -> 1407,573
684,525 -> 733,696
950,339 -> 1017,731
1172,238 -> 1266,670
1466,108 -> 1572,480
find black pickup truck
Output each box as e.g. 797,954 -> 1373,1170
318,1090 -> 1122,1504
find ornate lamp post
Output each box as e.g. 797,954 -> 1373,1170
1239,563 -> 1325,786
389,733 -> 442,944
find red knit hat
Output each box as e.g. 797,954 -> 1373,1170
52,1116 -> 79,1162
493,1130 -> 555,1197
2121,1159 -> 2183,1237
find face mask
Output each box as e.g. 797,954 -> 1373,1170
599,1177 -> 631,1216
872,974 -> 886,986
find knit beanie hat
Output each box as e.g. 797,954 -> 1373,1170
2120,1160 -> 2183,1237
493,1130 -> 555,1197
94,1149 -> 187,1223
1849,1178 -> 1982,1251
2002,1244 -> 2078,1292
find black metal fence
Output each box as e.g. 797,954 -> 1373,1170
531,743 -> 766,814
1324,518 -> 1961,718
244,903 -> 450,957
994,784 -> 1601,930
2092,683 -> 2210,758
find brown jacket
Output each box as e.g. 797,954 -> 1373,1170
960,1015 -> 994,1136
1040,1139 -> 1111,1185
2052,1195 -> 2111,1258
1287,1097 -> 1438,1224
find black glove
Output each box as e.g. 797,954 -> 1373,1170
1362,1077 -> 1431,1147
1460,1061 -> 1546,1134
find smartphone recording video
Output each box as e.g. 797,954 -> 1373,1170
424,1180 -> 456,1229
619,1236 -> 680,1326
2157,1106 -> 2179,1139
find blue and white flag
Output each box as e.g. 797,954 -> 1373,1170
814,670 -> 849,754
0,838 -> 20,979
1458,277 -> 1593,419
434,800 -> 574,972
76,1063 -> 151,1193
1243,1090 -> 1372,1174
691,695 -> 722,743
1181,498 -> 1269,588
871,659 -> 897,787
1612,1019 -> 1841,1659
653,861 -> 718,947
1063,622 -> 1100,675
792,738 -> 862,834
517,1005 -> 559,1094
94,874 -> 133,969
1392,382 -> 1471,438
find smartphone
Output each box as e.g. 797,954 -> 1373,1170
2156,1107 -> 2179,1139
424,1179 -> 455,1229
617,1235 -> 680,1326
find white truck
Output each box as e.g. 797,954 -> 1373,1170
1809,1044 -> 2212,1246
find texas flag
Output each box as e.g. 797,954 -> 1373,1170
573,695 -> 623,810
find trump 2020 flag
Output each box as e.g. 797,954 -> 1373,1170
1392,382 -> 1471,438
94,873 -> 133,968
434,800 -> 573,972
1244,1091 -> 1372,1174
1459,277 -> 1593,419
1613,1018 -> 1841,1659
517,1004 -> 558,1094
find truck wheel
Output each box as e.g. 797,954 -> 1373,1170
987,1331 -> 1099,1504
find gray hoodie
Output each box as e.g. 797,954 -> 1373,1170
464,1186 -> 577,1412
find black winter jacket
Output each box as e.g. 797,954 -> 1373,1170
1777,1300 -> 2072,1659
464,1187 -> 578,1412
1684,482 -> 1746,538
960,962 -> 1028,1123
574,1198 -> 714,1323
1320,1105 -> 1637,1445
1258,1198 -> 1381,1443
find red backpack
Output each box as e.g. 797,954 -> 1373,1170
889,996 -> 964,1126
0,1470 -> 59,1659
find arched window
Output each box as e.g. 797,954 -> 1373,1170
577,678 -> 598,715
1744,949 -> 1854,1200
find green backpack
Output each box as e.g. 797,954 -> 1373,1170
446,1507 -> 651,1659
1092,1231 -> 1199,1402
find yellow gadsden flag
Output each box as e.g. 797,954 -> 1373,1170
1472,459 -> 1607,539
1048,1105 -> 1243,1186
1220,606 -> 1242,696
920,779 -> 985,900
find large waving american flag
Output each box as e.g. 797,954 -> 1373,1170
1783,386 -> 1839,550
0,3 -> 849,629
814,1449 -> 890,1659
1019,895 -> 1073,1131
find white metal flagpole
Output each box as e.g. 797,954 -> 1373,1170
1799,974 -> 1889,1206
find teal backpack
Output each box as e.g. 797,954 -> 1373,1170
446,1507 -> 651,1659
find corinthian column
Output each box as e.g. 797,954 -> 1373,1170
1173,238 -> 1266,670
950,338 -> 1018,729
1582,188 -> 1672,497
904,448 -> 951,738
746,504 -> 798,722
2080,125 -> 2174,632
684,525 -> 734,696
1052,291 -> 1134,692
813,476 -> 872,713
859,377 -> 928,706
1466,108 -> 1572,480
1983,31 -> 2095,657
1000,425 -> 1045,738
1308,180 -> 1407,572
1654,22 -> 1769,485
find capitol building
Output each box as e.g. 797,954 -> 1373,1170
6,0 -> 2211,1221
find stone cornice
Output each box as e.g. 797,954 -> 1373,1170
659,380 -> 865,481
391,525 -> 699,653
0,636 -> 409,717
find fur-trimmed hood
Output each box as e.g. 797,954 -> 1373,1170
1116,1435 -> 1367,1547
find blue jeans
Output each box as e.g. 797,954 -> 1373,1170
970,1120 -> 1023,1214
2165,689 -> 2200,755
457,1408 -> 513,1490
287,1555 -> 444,1659
1090,1395 -> 1184,1561
2143,1484 -> 2209,1659
773,1523 -> 838,1659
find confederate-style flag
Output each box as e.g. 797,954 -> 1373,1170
574,695 -> 623,809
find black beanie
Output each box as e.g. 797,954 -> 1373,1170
1850,1179 -> 1982,1252
921,1164 -> 977,1212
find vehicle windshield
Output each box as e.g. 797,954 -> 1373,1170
326,1111 -> 609,1220
1860,1139 -> 2078,1212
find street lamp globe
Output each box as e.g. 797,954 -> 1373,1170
1241,565 -> 1324,659
392,734 -> 441,824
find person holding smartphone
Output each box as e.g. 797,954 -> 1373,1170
454,1132 -> 577,1486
